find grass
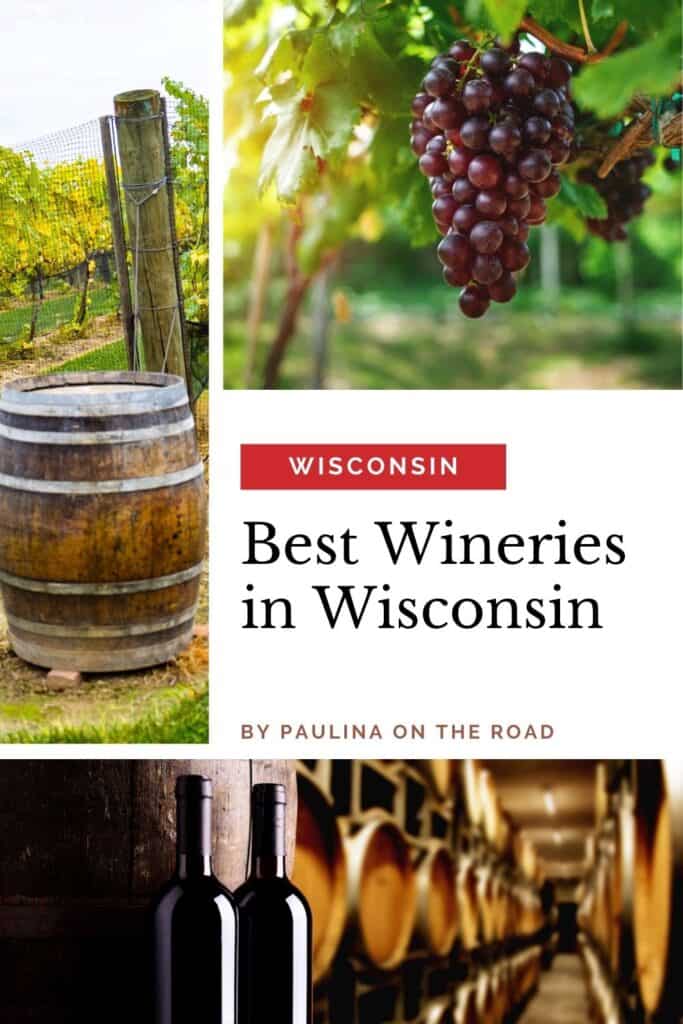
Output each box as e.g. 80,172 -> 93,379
0,286 -> 118,345
0,688 -> 208,744
226,287 -> 682,390
47,336 -> 127,374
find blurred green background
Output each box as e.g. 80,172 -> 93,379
225,177 -> 681,389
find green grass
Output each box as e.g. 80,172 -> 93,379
46,337 -> 127,374
0,286 -> 118,345
226,288 -> 682,390
0,689 -> 208,744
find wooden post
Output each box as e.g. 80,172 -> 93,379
99,116 -> 135,368
112,90 -> 186,383
540,224 -> 560,309
244,223 -> 273,387
160,97 -> 192,389
311,263 -> 333,389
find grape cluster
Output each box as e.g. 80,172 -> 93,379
410,38 -> 576,318
578,151 -> 654,242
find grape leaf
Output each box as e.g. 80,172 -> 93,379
224,0 -> 260,27
573,22 -> 682,117
258,80 -> 360,202
256,31 -> 311,81
481,0 -> 527,41
560,177 -> 608,219
258,95 -> 320,203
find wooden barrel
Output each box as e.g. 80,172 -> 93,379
453,983 -> 478,1024
512,831 -> 538,882
461,760 -> 483,827
517,888 -> 542,936
632,759 -> 683,1017
413,842 -> 458,956
457,856 -> 481,950
479,769 -> 500,848
345,816 -> 416,970
292,771 -> 347,983
0,760 -> 296,1024
410,760 -> 455,801
476,865 -> 500,945
475,970 -> 497,1024
0,371 -> 206,671
595,762 -> 610,828
592,857 -> 612,951
607,790 -> 635,983
418,996 -> 452,1024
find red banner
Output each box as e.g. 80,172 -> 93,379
240,444 -> 506,490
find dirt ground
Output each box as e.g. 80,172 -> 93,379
0,563 -> 208,739
0,313 -> 123,386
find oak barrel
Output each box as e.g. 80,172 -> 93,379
418,996 -> 452,1024
292,771 -> 347,983
0,760 -> 296,1024
475,970 -> 497,1024
413,842 -> 458,956
410,760 -> 455,800
461,760 -> 483,826
606,792 -> 636,983
457,855 -> 481,950
632,759 -> 683,1017
345,816 -> 417,970
479,769 -> 501,847
0,371 -> 206,671
454,983 -> 478,1024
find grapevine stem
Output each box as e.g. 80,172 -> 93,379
520,16 -> 588,61
598,110 -> 653,178
520,15 -> 628,64
577,0 -> 597,54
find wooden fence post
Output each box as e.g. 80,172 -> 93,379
112,89 -> 187,384
99,116 -> 135,369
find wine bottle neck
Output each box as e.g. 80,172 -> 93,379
176,790 -> 213,879
251,796 -> 287,880
177,853 -> 213,879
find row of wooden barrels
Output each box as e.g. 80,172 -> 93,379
577,760 -> 683,1021
414,759 -> 543,884
416,947 -> 542,1024
292,772 -> 544,983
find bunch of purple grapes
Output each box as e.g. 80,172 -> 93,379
410,38 -> 576,318
578,151 -> 654,242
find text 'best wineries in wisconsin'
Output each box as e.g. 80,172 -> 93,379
240,519 -> 628,632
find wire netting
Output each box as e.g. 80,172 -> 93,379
0,119 -> 118,354
0,86 -> 208,397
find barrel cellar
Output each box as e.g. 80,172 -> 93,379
0,759 -> 679,1023
292,759 -> 682,1024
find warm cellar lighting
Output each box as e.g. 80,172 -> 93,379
553,831 -> 562,845
544,787 -> 557,815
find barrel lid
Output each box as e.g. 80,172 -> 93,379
0,372 -> 188,416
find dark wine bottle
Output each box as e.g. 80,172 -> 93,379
152,775 -> 237,1024
236,783 -> 312,1024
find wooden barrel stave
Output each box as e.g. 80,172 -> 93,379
292,772 -> 347,983
414,842 -> 458,956
345,816 -> 417,971
633,759 -> 683,1017
456,856 -> 481,950
0,372 -> 206,671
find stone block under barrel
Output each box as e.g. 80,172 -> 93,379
0,371 -> 206,672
